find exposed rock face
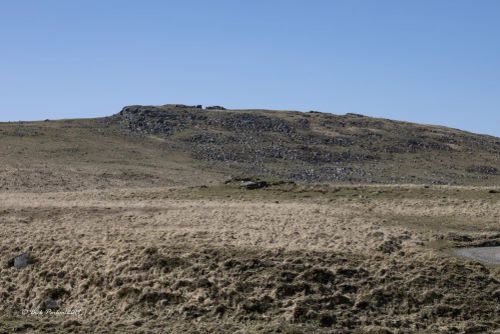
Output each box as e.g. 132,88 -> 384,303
115,104 -> 500,185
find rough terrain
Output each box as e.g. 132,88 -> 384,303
0,105 -> 499,333
1,185 -> 499,333
117,104 -> 500,185
2,104 -> 500,192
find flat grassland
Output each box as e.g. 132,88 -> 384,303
1,184 -> 499,333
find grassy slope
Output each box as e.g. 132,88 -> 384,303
117,105 -> 500,186
1,107 -> 499,191
0,118 -> 224,192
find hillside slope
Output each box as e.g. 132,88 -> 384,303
1,104 -> 499,192
0,117 -> 223,192
116,104 -> 500,186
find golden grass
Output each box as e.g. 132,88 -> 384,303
0,185 -> 498,333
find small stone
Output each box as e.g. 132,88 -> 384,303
11,253 -> 33,270
41,298 -> 58,311
240,181 -> 269,190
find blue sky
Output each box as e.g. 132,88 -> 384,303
1,1 -> 499,136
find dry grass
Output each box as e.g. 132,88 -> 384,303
0,185 -> 499,333
0,118 -> 225,192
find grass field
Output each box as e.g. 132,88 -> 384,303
1,110 -> 499,333
1,184 -> 499,333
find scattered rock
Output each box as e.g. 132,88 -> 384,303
205,106 -> 226,110
115,104 -> 500,184
41,298 -> 58,311
466,165 -> 498,175
240,181 -> 269,190
7,253 -> 34,270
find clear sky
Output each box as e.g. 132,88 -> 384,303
1,1 -> 499,136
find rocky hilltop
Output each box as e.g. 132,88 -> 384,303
0,104 -> 498,192
115,104 -> 500,185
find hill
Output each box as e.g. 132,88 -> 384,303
117,104 -> 500,185
0,104 -> 498,192
1,105 -> 499,333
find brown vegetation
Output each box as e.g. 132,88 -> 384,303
0,185 -> 499,333
0,107 -> 499,333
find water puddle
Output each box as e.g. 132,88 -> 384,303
454,246 -> 500,265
